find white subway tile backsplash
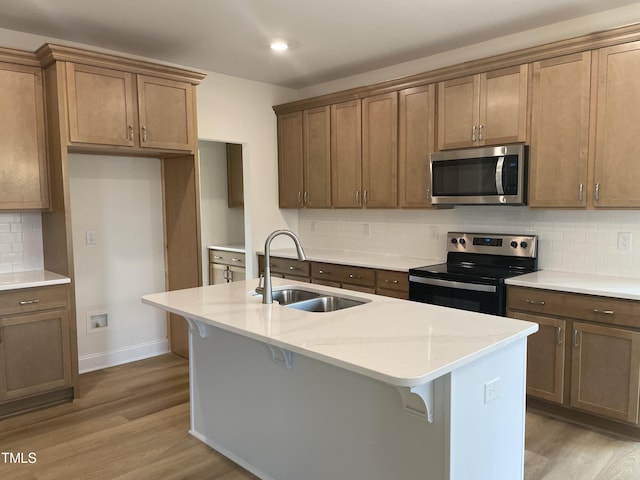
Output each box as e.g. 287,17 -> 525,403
299,208 -> 640,279
0,213 -> 44,273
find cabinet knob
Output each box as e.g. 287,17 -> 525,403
318,270 -> 326,274
349,274 -> 361,279
288,266 -> 297,270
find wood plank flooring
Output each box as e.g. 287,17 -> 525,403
1,353 -> 638,479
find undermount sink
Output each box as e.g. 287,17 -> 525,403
271,288 -> 323,305
286,295 -> 369,313
259,287 -> 370,312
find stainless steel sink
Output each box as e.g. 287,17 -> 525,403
286,295 -> 369,313
258,287 -> 370,312
271,288 -> 323,305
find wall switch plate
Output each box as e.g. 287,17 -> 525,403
85,230 -> 96,245
484,377 -> 501,404
618,232 -> 632,251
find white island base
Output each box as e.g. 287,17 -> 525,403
188,324 -> 527,480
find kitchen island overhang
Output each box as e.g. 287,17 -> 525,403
143,278 -> 538,480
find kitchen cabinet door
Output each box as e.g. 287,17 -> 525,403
437,65 -> 529,150
593,41 -> 640,207
479,64 -> 529,146
226,143 -> 244,208
137,75 -> 195,151
0,309 -> 72,401
0,62 -> 49,210
510,311 -> 566,404
66,63 -> 136,147
398,84 -> 436,208
277,111 -> 304,207
331,100 -> 362,208
570,322 -> 640,424
362,92 -> 398,208
528,52 -> 592,208
303,106 -> 331,208
437,75 -> 478,150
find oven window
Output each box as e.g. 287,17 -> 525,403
409,282 -> 504,316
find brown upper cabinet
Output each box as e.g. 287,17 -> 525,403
226,143 -> 244,208
277,107 -> 332,208
362,92 -> 398,208
528,52 -> 592,208
398,85 -> 436,208
592,41 -> 640,208
66,63 -> 195,152
331,100 -> 362,208
437,65 -> 530,150
0,55 -> 49,211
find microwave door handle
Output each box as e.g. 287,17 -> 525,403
495,156 -> 505,195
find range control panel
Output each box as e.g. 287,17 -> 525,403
446,232 -> 537,258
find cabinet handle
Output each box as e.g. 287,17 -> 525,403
427,188 -> 431,201
128,125 -> 134,141
472,125 -> 477,142
579,183 -> 584,201
213,255 -> 223,259
593,309 -> 614,316
19,299 -> 40,306
288,266 -> 298,271
297,191 -> 302,205
478,124 -> 484,141
355,190 -> 360,204
595,183 -> 600,201
385,279 -> 400,284
231,258 -> 242,262
363,190 -> 368,204
317,270 -> 328,274
141,126 -> 148,142
304,191 -> 308,205
525,299 -> 546,306
572,329 -> 580,348
349,274 -> 362,279
556,326 -> 563,345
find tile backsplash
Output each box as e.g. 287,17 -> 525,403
299,208 -> 640,279
0,213 -> 44,274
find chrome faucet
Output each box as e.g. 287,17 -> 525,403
256,229 -> 306,304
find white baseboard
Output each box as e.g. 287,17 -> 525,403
78,339 -> 170,373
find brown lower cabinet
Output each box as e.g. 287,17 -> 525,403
0,284 -> 74,417
257,255 -> 408,299
507,286 -> 640,430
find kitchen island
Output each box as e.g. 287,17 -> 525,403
142,278 -> 537,480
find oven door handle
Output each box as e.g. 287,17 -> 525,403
409,276 -> 497,293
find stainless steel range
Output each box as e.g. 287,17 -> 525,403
409,232 -> 538,316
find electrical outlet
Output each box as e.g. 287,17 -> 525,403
484,377 -> 501,404
363,223 -> 370,237
618,232 -> 632,251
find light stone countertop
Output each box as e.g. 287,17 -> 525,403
207,243 -> 246,253
257,247 -> 441,272
505,270 -> 640,301
142,277 -> 537,387
0,270 -> 71,291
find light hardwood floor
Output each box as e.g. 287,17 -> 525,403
1,354 -> 638,479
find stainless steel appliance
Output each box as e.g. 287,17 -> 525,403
409,232 -> 538,316
430,144 -> 528,205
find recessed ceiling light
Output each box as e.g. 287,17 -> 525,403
270,41 -> 289,52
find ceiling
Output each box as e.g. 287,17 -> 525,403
0,0 -> 639,88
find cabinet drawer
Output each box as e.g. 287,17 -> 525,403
376,270 -> 408,292
311,262 -> 375,287
268,257 -> 310,277
507,286 -> 640,329
0,285 -> 68,317
209,249 -> 245,267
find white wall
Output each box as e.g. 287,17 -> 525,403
299,208 -> 640,278
199,140 -> 245,283
68,154 -> 167,372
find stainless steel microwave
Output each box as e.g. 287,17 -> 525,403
429,144 -> 528,205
